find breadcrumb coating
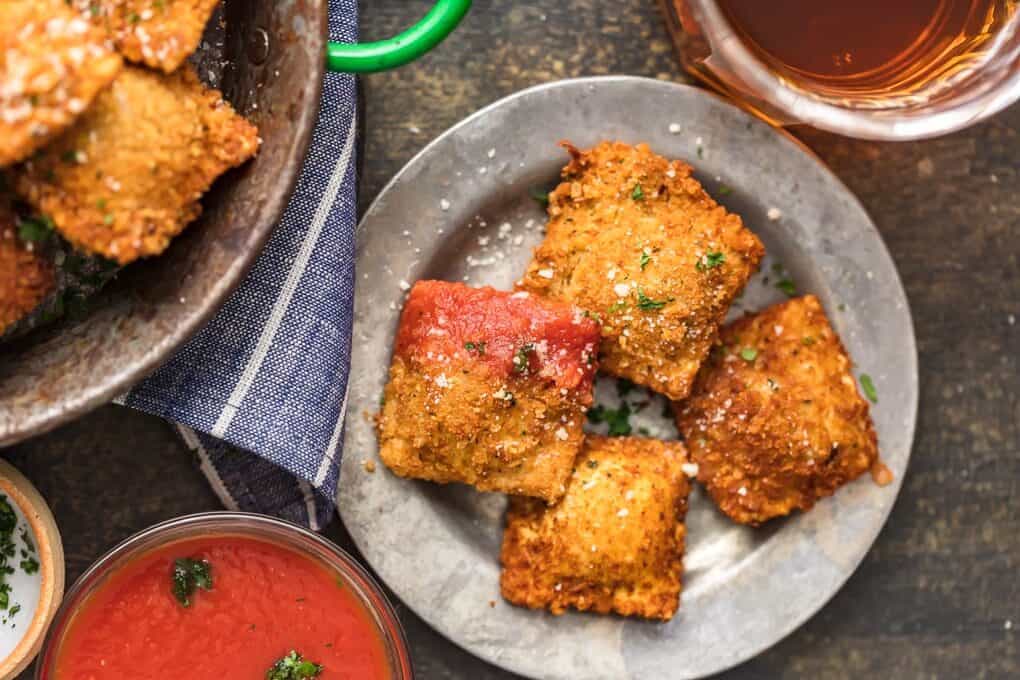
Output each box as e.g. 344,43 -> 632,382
377,281 -> 600,503
0,199 -> 54,334
519,141 -> 764,401
72,0 -> 220,73
13,65 -> 259,264
675,295 -> 886,525
0,0 -> 122,166
500,435 -> 690,620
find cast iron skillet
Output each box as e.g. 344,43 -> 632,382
0,0 -> 471,445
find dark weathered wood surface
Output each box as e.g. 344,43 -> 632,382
7,1 -> 1019,677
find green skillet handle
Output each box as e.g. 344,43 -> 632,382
326,0 -> 472,73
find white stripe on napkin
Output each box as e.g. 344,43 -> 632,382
176,423 -> 240,511
211,114 -> 358,439
299,479 -> 320,531
314,380 -> 349,487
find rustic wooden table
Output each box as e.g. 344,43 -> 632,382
8,1 -> 1019,678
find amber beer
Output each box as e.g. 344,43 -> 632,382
663,0 -> 1020,139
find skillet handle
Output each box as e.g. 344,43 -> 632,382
326,0 -> 471,73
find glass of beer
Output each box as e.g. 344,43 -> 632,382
661,0 -> 1020,140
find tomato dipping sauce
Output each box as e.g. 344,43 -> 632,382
47,534 -> 394,680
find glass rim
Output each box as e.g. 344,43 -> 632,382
688,0 -> 1020,140
34,511 -> 414,680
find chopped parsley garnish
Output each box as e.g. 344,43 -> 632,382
586,459 -> 599,469
639,250 -> 651,270
607,300 -> 627,314
631,184 -> 644,201
266,651 -> 323,680
529,187 -> 550,206
776,278 -> 797,297
512,343 -> 536,374
587,403 -> 632,436
464,341 -> 486,354
17,216 -> 53,243
739,347 -> 758,361
696,251 -> 725,272
636,288 -> 671,311
171,557 -> 213,608
0,494 -> 38,624
717,184 -> 732,195
582,309 -> 602,323
859,374 -> 878,403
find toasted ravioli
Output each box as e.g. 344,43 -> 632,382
0,201 -> 55,335
13,65 -> 259,264
518,141 -> 764,401
500,436 -> 690,620
377,281 -> 601,503
0,0 -> 122,166
73,0 -> 219,73
675,295 -> 885,525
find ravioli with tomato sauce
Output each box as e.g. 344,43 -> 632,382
377,280 -> 601,503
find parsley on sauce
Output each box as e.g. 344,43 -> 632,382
266,651 -> 323,680
171,557 -> 213,608
512,343 -> 536,374
631,184 -> 644,201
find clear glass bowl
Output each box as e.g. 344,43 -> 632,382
35,512 -> 413,679
662,0 -> 1020,140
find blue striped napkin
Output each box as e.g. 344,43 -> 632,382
121,0 -> 358,531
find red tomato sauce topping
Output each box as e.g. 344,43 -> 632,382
395,280 -> 600,392
51,536 -> 391,680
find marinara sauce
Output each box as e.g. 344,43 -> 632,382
49,536 -> 391,679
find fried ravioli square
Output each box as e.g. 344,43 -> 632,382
74,0 -> 220,73
518,141 -> 764,401
377,281 -> 601,503
0,0 -> 123,166
0,199 -> 55,335
500,435 -> 690,621
675,295 -> 887,526
13,65 -> 259,264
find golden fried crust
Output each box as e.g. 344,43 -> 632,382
0,201 -> 55,334
675,295 -> 884,525
500,436 -> 690,621
0,0 -> 122,167
13,65 -> 259,264
518,141 -> 764,401
377,281 -> 601,503
73,0 -> 219,72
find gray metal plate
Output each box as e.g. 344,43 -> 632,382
339,76 -> 917,680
